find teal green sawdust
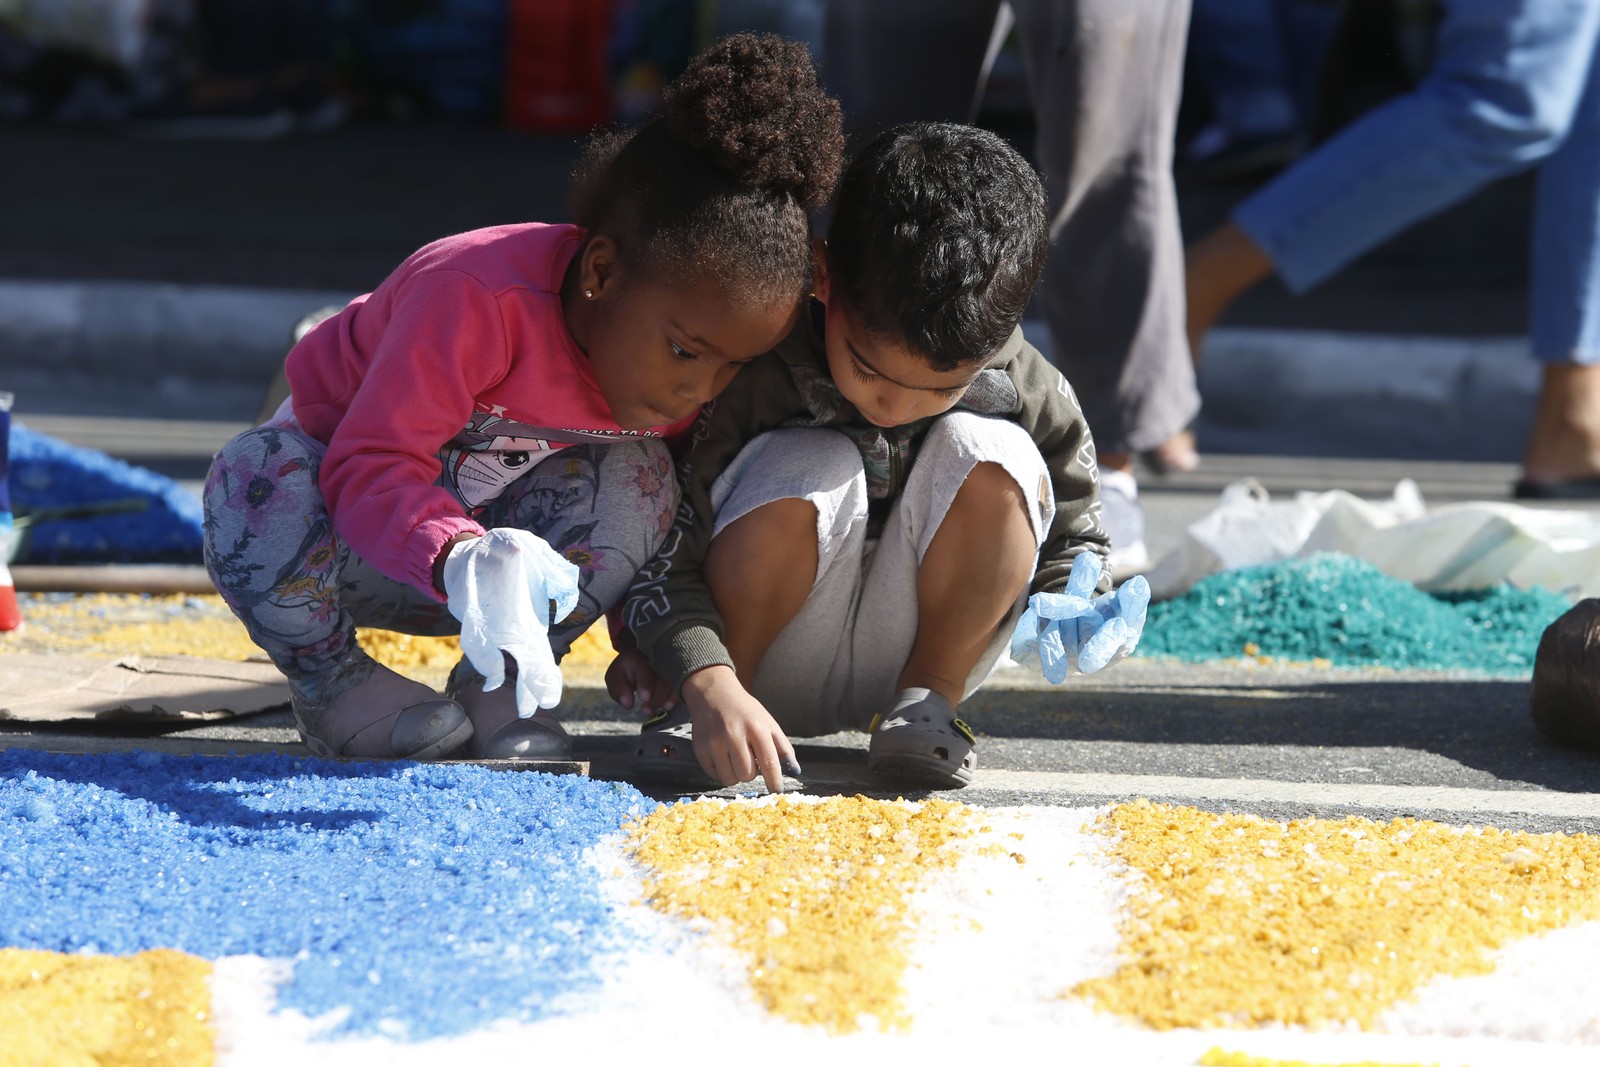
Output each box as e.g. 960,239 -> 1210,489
1139,552 -> 1570,675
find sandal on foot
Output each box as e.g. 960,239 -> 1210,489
629,704 -> 721,791
447,657 -> 573,761
867,688 -> 976,789
290,648 -> 471,761
1513,476 -> 1600,500
1140,429 -> 1200,476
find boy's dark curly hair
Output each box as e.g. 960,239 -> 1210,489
571,33 -> 843,309
825,123 -> 1049,371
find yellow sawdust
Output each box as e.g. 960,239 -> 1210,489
624,795 -> 982,1034
1201,1051 -> 1449,1067
1075,800 -> 1600,1031
6,593 -> 259,661
3,592 -> 616,687
0,948 -> 213,1067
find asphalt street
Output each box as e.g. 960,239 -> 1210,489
2,121 -> 1597,833
7,410 -> 1596,834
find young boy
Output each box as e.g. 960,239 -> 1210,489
612,121 -> 1119,791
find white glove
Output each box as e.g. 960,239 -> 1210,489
442,529 -> 581,715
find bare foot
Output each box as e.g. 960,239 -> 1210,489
1142,429 -> 1200,474
1185,222 -> 1274,368
1520,363 -> 1600,485
1098,451 -> 1135,476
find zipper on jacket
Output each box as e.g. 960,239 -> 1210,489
887,434 -> 903,495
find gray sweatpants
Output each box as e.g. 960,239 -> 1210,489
823,0 -> 1199,455
711,411 -> 1054,737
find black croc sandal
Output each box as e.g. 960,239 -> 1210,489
867,688 -> 976,789
629,705 -> 722,791
1513,477 -> 1600,500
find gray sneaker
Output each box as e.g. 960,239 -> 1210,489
289,647 -> 471,761
1098,468 -> 1151,574
867,688 -> 976,789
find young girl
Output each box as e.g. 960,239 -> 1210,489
202,34 -> 843,764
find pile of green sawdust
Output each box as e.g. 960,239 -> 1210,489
1140,552 -> 1570,675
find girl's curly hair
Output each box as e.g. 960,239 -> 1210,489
571,33 -> 843,308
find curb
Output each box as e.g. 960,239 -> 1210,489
0,277 -> 1543,461
1025,322 -> 1538,462
1194,327 -> 1537,462
0,278 -> 353,384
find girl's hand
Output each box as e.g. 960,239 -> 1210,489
681,666 -> 798,794
605,648 -> 676,715
443,528 -> 580,715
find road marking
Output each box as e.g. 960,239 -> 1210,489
973,769 -> 1600,820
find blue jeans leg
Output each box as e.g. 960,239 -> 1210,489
1530,18 -> 1600,365
1234,0 -> 1600,292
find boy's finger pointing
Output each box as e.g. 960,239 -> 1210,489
752,741 -> 787,795
776,736 -> 802,778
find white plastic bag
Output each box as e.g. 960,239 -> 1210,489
1143,477 -> 1600,602
1145,478 -> 1426,600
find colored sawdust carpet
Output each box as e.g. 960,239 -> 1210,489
3,750 -> 1599,1066
6,422 -> 202,564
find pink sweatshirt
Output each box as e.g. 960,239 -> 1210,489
286,223 -> 694,599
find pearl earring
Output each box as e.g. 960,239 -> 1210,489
584,288 -> 594,299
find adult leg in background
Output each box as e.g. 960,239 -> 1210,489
1011,0 -> 1200,478
1520,11 -> 1600,493
824,0 -> 1197,569
1188,0 -> 1600,366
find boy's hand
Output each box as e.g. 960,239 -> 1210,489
1010,552 -> 1151,683
605,648 -> 676,715
681,666 -> 799,794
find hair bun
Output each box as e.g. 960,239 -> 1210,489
661,32 -> 843,210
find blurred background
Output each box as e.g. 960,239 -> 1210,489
0,0 -> 1533,457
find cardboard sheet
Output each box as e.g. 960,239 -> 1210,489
0,654 -> 289,723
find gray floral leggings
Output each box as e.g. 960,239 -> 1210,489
202,421 -> 677,688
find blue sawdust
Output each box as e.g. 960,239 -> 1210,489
0,750 -> 653,1040
1140,552 -> 1570,676
8,422 -> 203,563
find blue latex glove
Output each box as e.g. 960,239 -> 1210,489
1010,552 -> 1150,683
442,528 -> 581,715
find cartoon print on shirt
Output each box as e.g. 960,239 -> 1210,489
435,411 -> 562,510
437,410 -> 671,512
442,438 -> 553,509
